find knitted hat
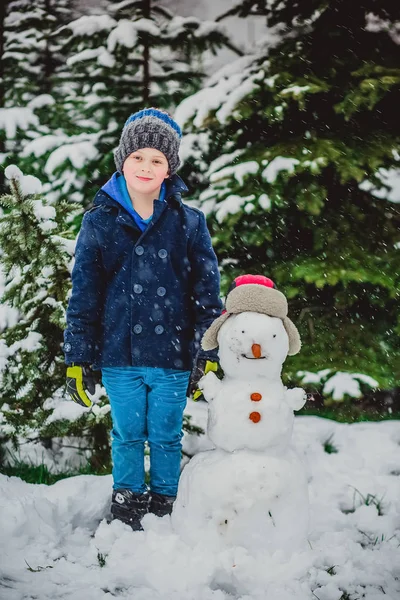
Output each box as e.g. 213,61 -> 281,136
202,274 -> 301,356
114,108 -> 182,175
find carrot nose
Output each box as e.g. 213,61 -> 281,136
252,344 -> 262,358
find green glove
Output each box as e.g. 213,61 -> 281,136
188,359 -> 219,401
66,364 -> 96,408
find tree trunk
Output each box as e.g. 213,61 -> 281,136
142,0 -> 151,105
43,0 -> 57,94
0,1 -> 7,192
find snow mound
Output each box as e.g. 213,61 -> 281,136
1,416 -> 400,599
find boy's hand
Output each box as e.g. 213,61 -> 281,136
188,359 -> 219,401
66,364 -> 96,408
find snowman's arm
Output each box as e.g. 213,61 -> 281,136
198,371 -> 222,403
284,387 -> 307,411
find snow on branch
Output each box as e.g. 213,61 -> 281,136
5,165 -> 42,197
0,108 -> 39,139
175,55 -> 257,129
60,15 -> 116,37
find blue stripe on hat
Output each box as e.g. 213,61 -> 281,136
124,108 -> 182,139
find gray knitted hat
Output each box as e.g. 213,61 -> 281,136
114,108 -> 182,175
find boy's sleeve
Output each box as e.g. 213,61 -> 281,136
63,213 -> 105,365
189,211 -> 222,362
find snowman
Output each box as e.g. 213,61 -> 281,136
172,275 -> 309,555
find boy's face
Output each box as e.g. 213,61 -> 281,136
123,147 -> 169,196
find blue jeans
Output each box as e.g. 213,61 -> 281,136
101,367 -> 190,496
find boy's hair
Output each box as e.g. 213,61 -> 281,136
114,107 -> 182,175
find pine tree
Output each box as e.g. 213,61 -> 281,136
25,0 -> 236,207
175,0 -> 400,401
3,0 -> 71,104
0,166 -> 112,469
0,0 -> 74,192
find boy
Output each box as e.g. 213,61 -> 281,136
64,108 -> 221,529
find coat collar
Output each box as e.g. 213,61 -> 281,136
94,172 -> 188,209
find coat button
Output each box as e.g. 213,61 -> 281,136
133,284 -> 143,294
133,324 -> 143,334
155,325 -> 164,334
64,343 -> 71,352
135,245 -> 144,255
158,249 -> 168,259
157,286 -> 166,296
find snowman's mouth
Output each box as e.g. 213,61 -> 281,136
241,354 -> 268,360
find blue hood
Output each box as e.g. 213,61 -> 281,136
100,172 -> 189,231
101,172 -> 188,207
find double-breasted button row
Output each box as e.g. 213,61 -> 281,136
132,246 -> 167,336
132,284 -> 166,296
133,324 -> 165,335
134,246 -> 168,258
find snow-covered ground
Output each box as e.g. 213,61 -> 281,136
1,405 -> 400,600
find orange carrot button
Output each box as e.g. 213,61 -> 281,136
250,392 -> 262,402
249,411 -> 261,423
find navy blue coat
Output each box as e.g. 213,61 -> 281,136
63,173 -> 222,371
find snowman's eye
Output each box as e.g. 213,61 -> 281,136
241,330 -> 245,334
273,334 -> 276,338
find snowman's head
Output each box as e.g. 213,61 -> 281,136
202,276 -> 301,364
217,312 -> 289,380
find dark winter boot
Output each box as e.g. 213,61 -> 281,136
149,491 -> 176,517
110,489 -> 150,530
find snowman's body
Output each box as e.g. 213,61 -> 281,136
172,311 -> 309,554
172,446 -> 308,553
206,378 -> 292,452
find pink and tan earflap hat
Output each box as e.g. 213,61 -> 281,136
201,274 -> 301,355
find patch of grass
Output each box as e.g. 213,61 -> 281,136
323,434 -> 338,454
1,458 -> 103,485
25,559 -> 53,572
300,403 -> 400,423
326,565 -> 336,575
351,487 -> 385,516
358,530 -> 395,547
97,552 -> 107,567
